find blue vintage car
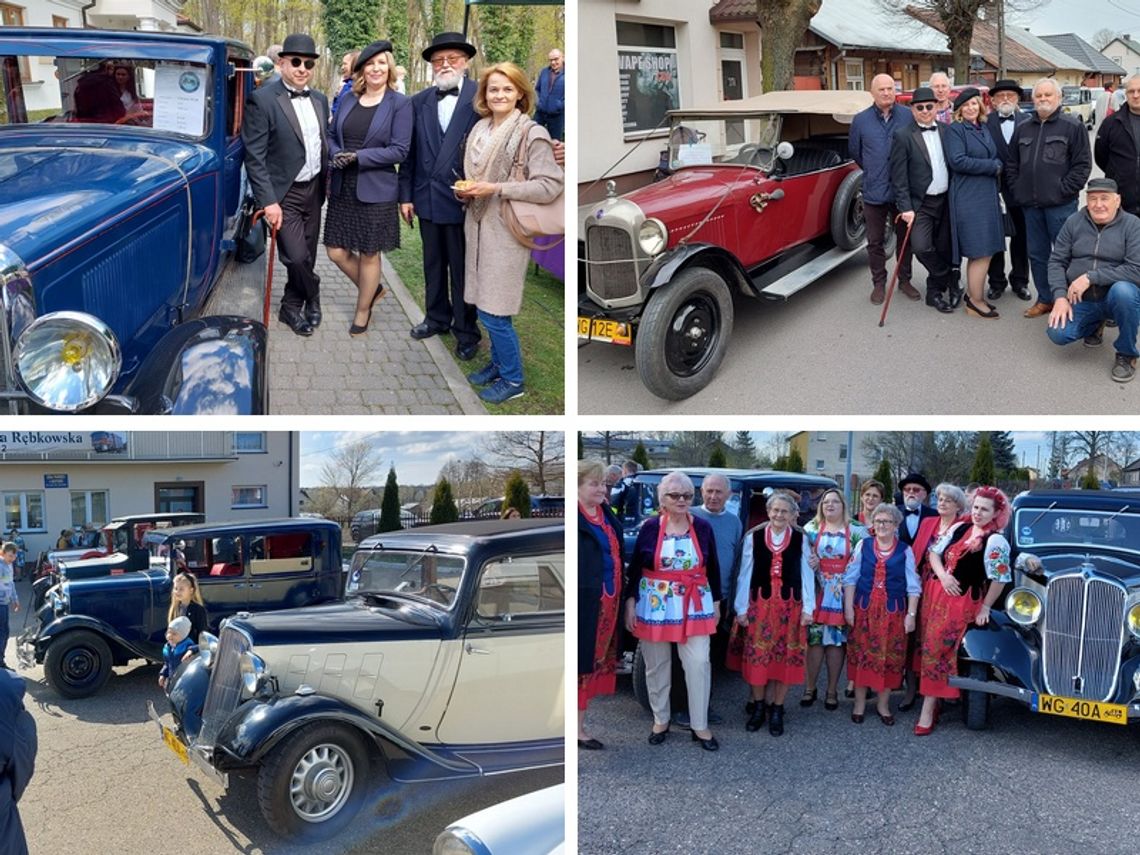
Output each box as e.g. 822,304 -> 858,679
0,28 -> 268,414
17,518 -> 342,698
151,520 -> 565,840
951,490 -> 1140,730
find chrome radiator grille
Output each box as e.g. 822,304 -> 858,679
197,626 -> 250,748
1042,573 -> 1126,702
585,225 -> 639,302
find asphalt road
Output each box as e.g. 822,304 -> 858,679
578,660 -> 1140,854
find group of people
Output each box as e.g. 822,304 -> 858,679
851,71 -> 1140,383
578,462 -> 1016,751
242,31 -> 565,405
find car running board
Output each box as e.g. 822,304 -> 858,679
756,243 -> 865,300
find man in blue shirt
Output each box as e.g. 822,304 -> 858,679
849,73 -> 915,305
534,49 -> 564,141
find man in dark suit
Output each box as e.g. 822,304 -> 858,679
986,79 -> 1032,301
398,32 -> 482,361
896,473 -> 937,546
243,32 -> 329,337
891,86 -> 955,313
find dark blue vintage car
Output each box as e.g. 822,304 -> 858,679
17,518 -> 342,698
0,28 -> 268,414
151,519 -> 565,840
951,490 -> 1140,730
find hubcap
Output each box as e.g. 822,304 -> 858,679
64,648 -> 96,683
664,293 -> 720,378
289,743 -> 354,822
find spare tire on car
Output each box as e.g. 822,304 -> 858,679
830,169 -> 865,251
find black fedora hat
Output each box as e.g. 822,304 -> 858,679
281,33 -> 319,58
421,31 -> 476,62
354,40 -> 394,74
952,86 -> 982,111
990,78 -> 1021,97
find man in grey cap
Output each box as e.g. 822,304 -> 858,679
1046,177 -> 1140,382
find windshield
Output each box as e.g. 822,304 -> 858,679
0,53 -> 210,137
1014,507 -> 1140,556
665,114 -> 780,172
1062,87 -> 1081,105
346,548 -> 466,608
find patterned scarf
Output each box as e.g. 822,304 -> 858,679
463,109 -> 529,224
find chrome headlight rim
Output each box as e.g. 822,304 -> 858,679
637,217 -> 668,256
432,828 -> 482,855
1127,603 -> 1140,641
240,650 -> 266,696
197,630 -> 219,668
12,311 -> 122,412
1007,587 -> 1043,627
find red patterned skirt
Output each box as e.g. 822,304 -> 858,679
847,587 -> 907,692
918,576 -> 980,699
578,590 -> 620,710
725,591 -> 805,686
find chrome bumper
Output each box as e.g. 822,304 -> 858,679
15,626 -> 37,670
949,676 -> 1140,720
146,699 -> 229,788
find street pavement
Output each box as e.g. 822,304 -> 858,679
579,660 -> 1140,854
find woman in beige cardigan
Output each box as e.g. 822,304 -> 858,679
454,61 -> 564,405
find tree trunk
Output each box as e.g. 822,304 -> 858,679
756,0 -> 821,92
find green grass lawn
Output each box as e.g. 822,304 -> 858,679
387,221 -> 564,415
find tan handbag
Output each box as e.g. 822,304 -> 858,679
500,127 -> 564,250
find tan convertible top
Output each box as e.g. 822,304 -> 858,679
668,90 -> 874,117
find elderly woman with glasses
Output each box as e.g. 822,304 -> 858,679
624,471 -> 722,751
728,490 -> 814,737
915,486 -> 1012,735
843,503 -> 921,726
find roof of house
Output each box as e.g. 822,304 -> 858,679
1104,35 -> 1140,56
1040,32 -> 1126,75
1008,26 -> 1101,71
906,6 -> 1076,73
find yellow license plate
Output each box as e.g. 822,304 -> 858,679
1033,693 -> 1129,725
577,316 -> 631,345
161,725 -> 190,764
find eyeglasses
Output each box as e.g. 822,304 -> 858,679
288,57 -> 316,70
430,53 -> 467,68
873,518 -> 897,526
664,492 -> 694,502
913,103 -> 936,112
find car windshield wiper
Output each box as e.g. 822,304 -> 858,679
1023,501 -> 1058,531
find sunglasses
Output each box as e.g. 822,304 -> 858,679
431,54 -> 467,68
913,103 -> 936,112
288,57 -> 317,70
664,492 -> 694,502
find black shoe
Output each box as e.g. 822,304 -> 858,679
744,699 -> 757,715
946,286 -> 964,309
456,343 -> 479,361
648,727 -> 670,745
898,696 -> 918,712
745,702 -> 767,731
305,299 -> 322,328
691,730 -> 719,751
1012,283 -> 1033,301
768,703 -> 785,736
926,294 -> 954,313
278,305 -> 313,336
411,321 -> 447,340
986,284 -> 1006,301
799,688 -> 817,708
844,686 -> 855,699
578,737 -> 604,750
824,694 -> 839,711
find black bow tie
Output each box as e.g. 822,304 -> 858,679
919,125 -> 937,132
1000,115 -> 1016,123
436,87 -> 458,100
287,88 -> 310,99
905,508 -> 920,516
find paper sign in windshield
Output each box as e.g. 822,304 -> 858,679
152,65 -> 206,136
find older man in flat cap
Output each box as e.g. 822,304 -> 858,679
1047,177 -> 1140,382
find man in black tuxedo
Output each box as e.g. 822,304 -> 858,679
896,473 -> 937,546
243,33 -> 329,336
399,32 -> 482,361
986,79 -> 1032,301
891,86 -> 955,313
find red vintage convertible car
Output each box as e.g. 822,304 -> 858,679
578,90 -> 873,400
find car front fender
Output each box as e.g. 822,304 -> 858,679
35,613 -> 153,663
958,612 -> 1039,691
122,316 -> 268,414
642,243 -> 755,298
167,654 -> 212,741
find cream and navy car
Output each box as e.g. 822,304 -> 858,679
149,519 -> 565,839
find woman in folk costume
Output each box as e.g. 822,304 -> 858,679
843,503 -> 922,726
801,488 -> 867,712
729,490 -> 815,737
623,470 -> 722,751
914,486 -> 1012,735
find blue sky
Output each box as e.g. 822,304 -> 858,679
299,431 -> 486,487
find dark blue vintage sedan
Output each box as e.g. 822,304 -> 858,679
0,28 -> 267,414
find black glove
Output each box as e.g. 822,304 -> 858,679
332,151 -> 357,169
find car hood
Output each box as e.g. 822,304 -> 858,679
62,567 -> 168,600
624,166 -> 762,221
227,598 -> 447,646
1031,551 -> 1140,585
0,132 -> 208,266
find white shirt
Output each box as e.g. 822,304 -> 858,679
917,122 -> 949,195
1001,117 -> 1015,145
286,86 -> 323,183
734,525 -> 815,617
437,78 -> 465,133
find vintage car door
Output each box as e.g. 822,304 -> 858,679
435,550 -> 565,744
734,170 -> 821,268
182,533 -> 255,631
243,528 -> 328,611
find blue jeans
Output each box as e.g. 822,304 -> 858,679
477,309 -> 524,385
0,605 -> 8,665
1023,200 -> 1077,304
1046,281 -> 1140,358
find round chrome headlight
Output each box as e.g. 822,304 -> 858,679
1127,603 -> 1140,640
638,218 -> 668,256
432,830 -> 479,855
240,650 -> 266,695
197,631 -> 219,668
13,311 -> 121,411
1007,588 -> 1043,626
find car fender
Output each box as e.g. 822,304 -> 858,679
643,243 -> 757,298
35,614 -> 151,663
121,316 -> 268,414
958,613 -> 1039,691
166,655 -> 212,741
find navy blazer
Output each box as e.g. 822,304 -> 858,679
397,77 -> 480,225
329,90 -> 412,203
985,109 -> 1029,200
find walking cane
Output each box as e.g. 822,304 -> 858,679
251,209 -> 279,328
879,216 -> 915,328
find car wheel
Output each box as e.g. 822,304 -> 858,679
257,722 -> 370,839
631,642 -> 651,713
962,661 -> 991,731
635,266 -> 734,400
830,170 -> 866,251
44,630 -> 113,699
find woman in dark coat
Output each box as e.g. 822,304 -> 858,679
578,459 -> 624,750
0,668 -> 36,855
945,87 -> 1005,320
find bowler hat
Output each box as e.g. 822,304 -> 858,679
281,33 -> 319,58
952,87 -> 981,111
421,32 -> 476,62
898,473 -> 932,493
911,86 -> 936,104
1087,177 -> 1119,194
990,78 -> 1021,97
354,40 -> 394,74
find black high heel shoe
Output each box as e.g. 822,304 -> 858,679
349,284 -> 388,336
964,294 -> 999,319
691,730 -> 719,751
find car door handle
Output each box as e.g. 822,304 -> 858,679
247,583 -> 261,589
464,644 -> 492,655
232,582 -> 246,589
749,189 -> 784,212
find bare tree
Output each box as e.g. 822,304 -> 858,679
1092,28 -> 1123,51
1112,432 -> 1140,471
485,432 -> 565,495
756,0 -> 821,92
669,432 -> 725,466
320,439 -> 385,520
438,456 -> 498,504
1067,431 -> 1117,477
590,431 -> 633,464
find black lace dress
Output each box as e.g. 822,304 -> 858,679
323,101 -> 400,253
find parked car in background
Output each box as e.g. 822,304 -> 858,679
897,84 -> 992,111
472,495 -> 565,518
433,783 -> 565,855
151,519 -> 565,839
18,517 -> 342,698
949,490 -> 1140,730
1061,85 -> 1096,128
578,90 -> 872,400
349,506 -> 416,541
0,28 -> 268,414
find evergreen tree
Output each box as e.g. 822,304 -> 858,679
989,431 -> 1018,475
872,459 -> 894,498
379,466 -> 402,532
786,447 -> 806,473
321,0 -> 378,70
577,432 -> 583,460
733,431 -> 758,468
1081,468 -> 1101,490
970,434 -> 996,486
709,446 -> 727,467
429,478 -> 459,524
632,440 -> 650,470
504,471 -> 531,517
773,455 -> 788,471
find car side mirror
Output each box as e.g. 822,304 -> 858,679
776,141 -> 794,160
